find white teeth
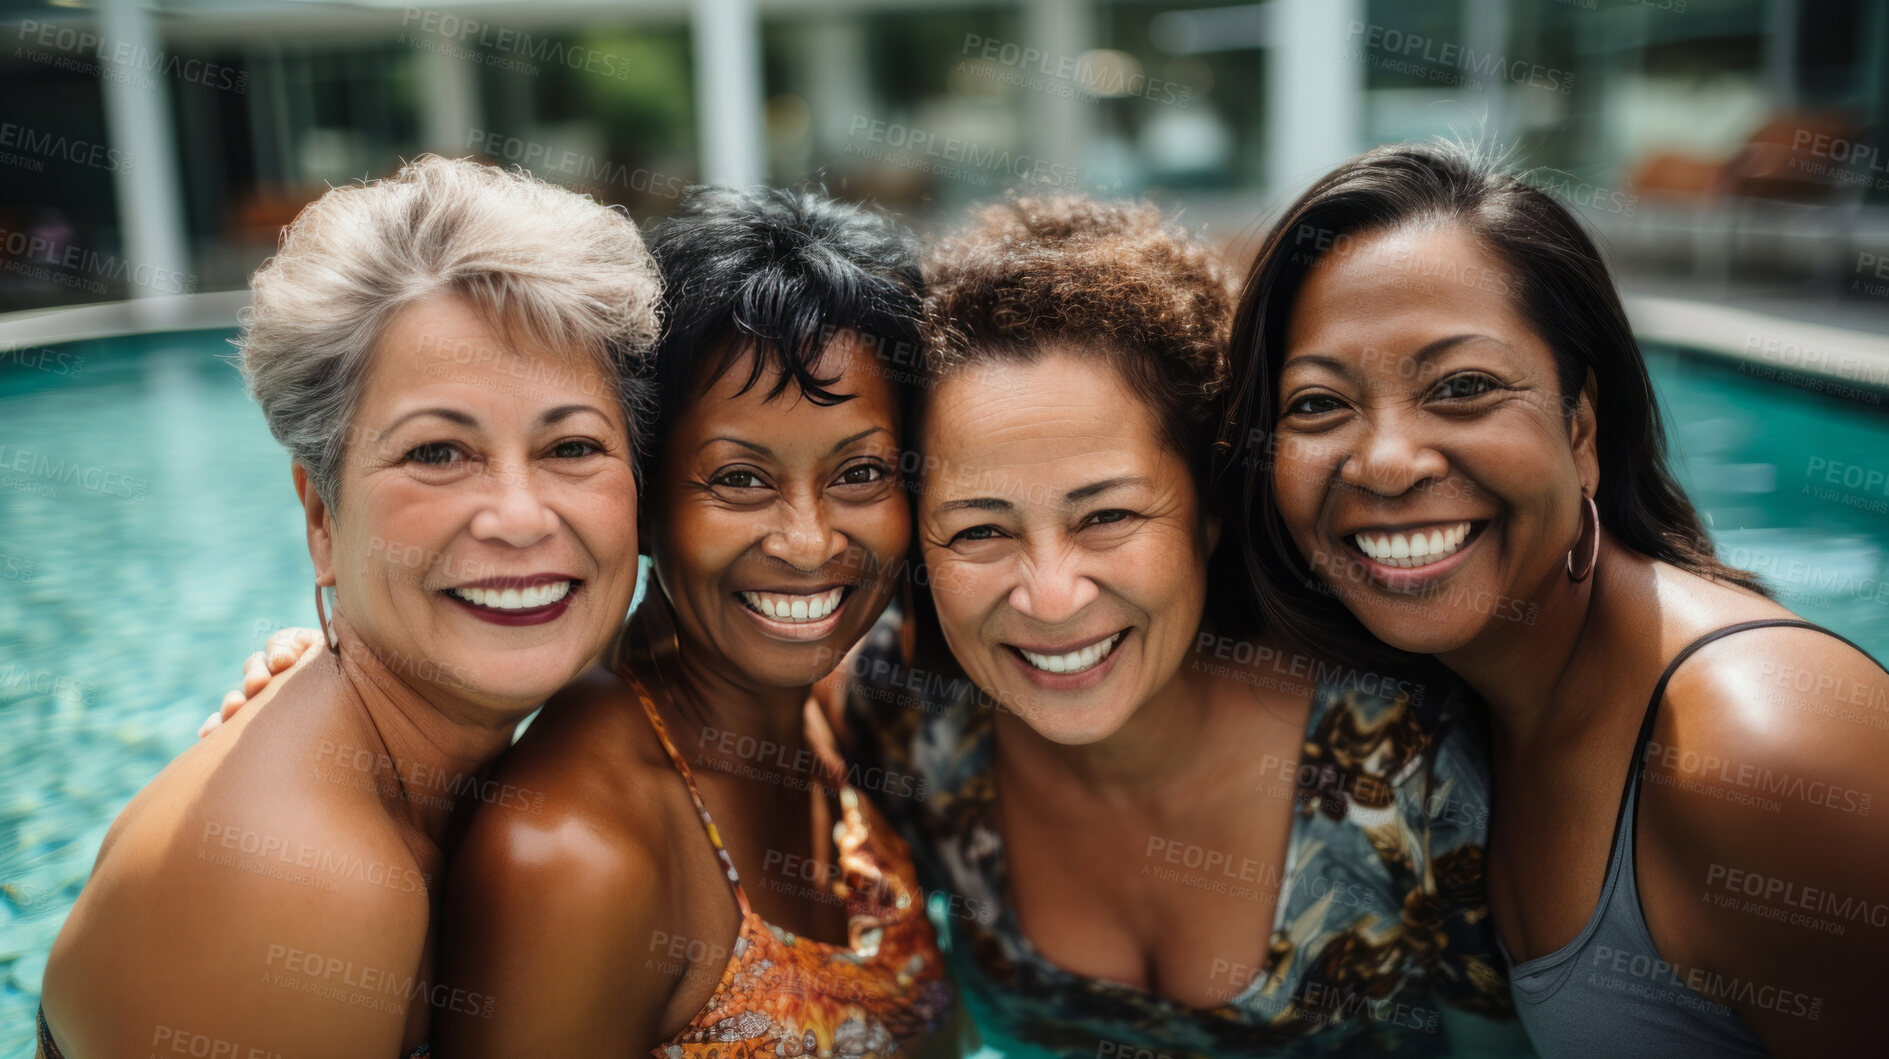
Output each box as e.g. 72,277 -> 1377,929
740,587 -> 846,624
450,580 -> 573,610
1351,522 -> 1474,569
1018,632 -> 1125,676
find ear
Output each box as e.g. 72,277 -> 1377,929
1204,510 -> 1224,558
293,464 -> 337,588
1569,369 -> 1600,495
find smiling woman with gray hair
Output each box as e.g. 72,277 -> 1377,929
37,154 -> 661,1058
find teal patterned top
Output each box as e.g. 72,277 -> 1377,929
843,618 -> 1516,1058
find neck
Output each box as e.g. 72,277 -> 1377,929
1436,535 -> 1623,751
324,625 -> 526,850
996,636 -> 1222,804
627,600 -> 812,768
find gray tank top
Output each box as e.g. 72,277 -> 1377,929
1502,619 -> 1881,1058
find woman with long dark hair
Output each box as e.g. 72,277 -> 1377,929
1222,141 -> 1889,1057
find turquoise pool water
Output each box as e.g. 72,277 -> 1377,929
2,329 -> 1886,1057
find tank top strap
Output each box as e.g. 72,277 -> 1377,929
624,673 -> 754,919
1615,617 -> 1882,837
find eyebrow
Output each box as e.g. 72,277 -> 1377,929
1065,475 -> 1149,503
936,475 -> 1151,515
1286,333 -> 1499,377
541,403 -> 611,425
383,403 -> 610,435
701,426 -> 889,458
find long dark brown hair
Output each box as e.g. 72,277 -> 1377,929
1219,141 -> 1766,661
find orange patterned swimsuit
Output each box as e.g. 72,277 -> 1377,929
630,677 -> 952,1058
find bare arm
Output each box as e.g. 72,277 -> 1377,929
1640,627 -> 1889,1057
432,677 -> 681,1054
43,808 -> 427,1058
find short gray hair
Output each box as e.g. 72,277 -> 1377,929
237,154 -> 662,507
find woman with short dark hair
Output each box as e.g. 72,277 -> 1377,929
1223,141 -> 1889,1057
428,185 -> 953,1055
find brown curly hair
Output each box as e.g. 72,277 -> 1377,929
919,194 -> 1235,491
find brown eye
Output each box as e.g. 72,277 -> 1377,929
1435,374 -> 1499,400
950,525 -> 1002,544
836,461 -> 888,486
712,470 -> 765,489
550,439 -> 602,459
1285,393 -> 1344,417
406,442 -> 463,465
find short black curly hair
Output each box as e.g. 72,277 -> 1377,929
643,185 -> 924,469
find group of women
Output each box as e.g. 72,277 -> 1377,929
37,143 -> 1888,1058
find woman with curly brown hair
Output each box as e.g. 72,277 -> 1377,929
838,195 -> 1527,1057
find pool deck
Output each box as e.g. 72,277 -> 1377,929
3,288 -> 1887,395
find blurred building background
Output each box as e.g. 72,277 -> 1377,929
1,0 -> 1887,320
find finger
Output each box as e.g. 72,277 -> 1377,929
221,689 -> 246,721
266,628 -> 320,671
242,653 -> 271,697
199,712 -> 222,739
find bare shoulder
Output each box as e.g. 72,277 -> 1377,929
435,665 -> 693,1051
43,710 -> 429,1056
1637,578 -> 1888,1053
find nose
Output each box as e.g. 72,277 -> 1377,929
468,462 -> 560,548
759,497 -> 847,573
1007,540 -> 1100,627
1340,414 -> 1449,497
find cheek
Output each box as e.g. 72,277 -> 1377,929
565,475 -> 639,571
349,481 -> 447,591
850,497 -> 912,569
921,551 -> 992,638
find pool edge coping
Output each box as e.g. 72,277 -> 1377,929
4,291 -> 1887,395
0,292 -> 248,350
1623,294 -> 1889,395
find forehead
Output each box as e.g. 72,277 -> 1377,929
921,351 -> 1170,496
1286,223 -> 1536,363
365,294 -> 616,408
684,329 -> 900,431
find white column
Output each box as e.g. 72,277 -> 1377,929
800,16 -> 870,157
97,0 -> 191,306
417,40 -> 482,157
1265,0 -> 1364,197
692,0 -> 766,186
1463,0 -> 1511,145
1022,0 -> 1092,183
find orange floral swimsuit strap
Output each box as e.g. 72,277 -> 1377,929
628,676 -> 951,1058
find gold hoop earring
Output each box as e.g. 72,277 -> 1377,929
313,582 -> 341,654
1566,494 -> 1600,583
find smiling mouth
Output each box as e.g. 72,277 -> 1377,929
1009,630 -> 1127,675
737,586 -> 851,624
1347,521 -> 1485,569
448,580 -> 576,610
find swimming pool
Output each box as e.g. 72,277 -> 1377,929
2,328 -> 1885,1056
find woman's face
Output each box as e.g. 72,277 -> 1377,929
919,349 -> 1213,746
649,329 -> 907,689
310,293 -> 642,714
1270,223 -> 1597,655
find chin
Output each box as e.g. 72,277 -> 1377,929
1005,693 -> 1136,746
1353,607 -> 1484,657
